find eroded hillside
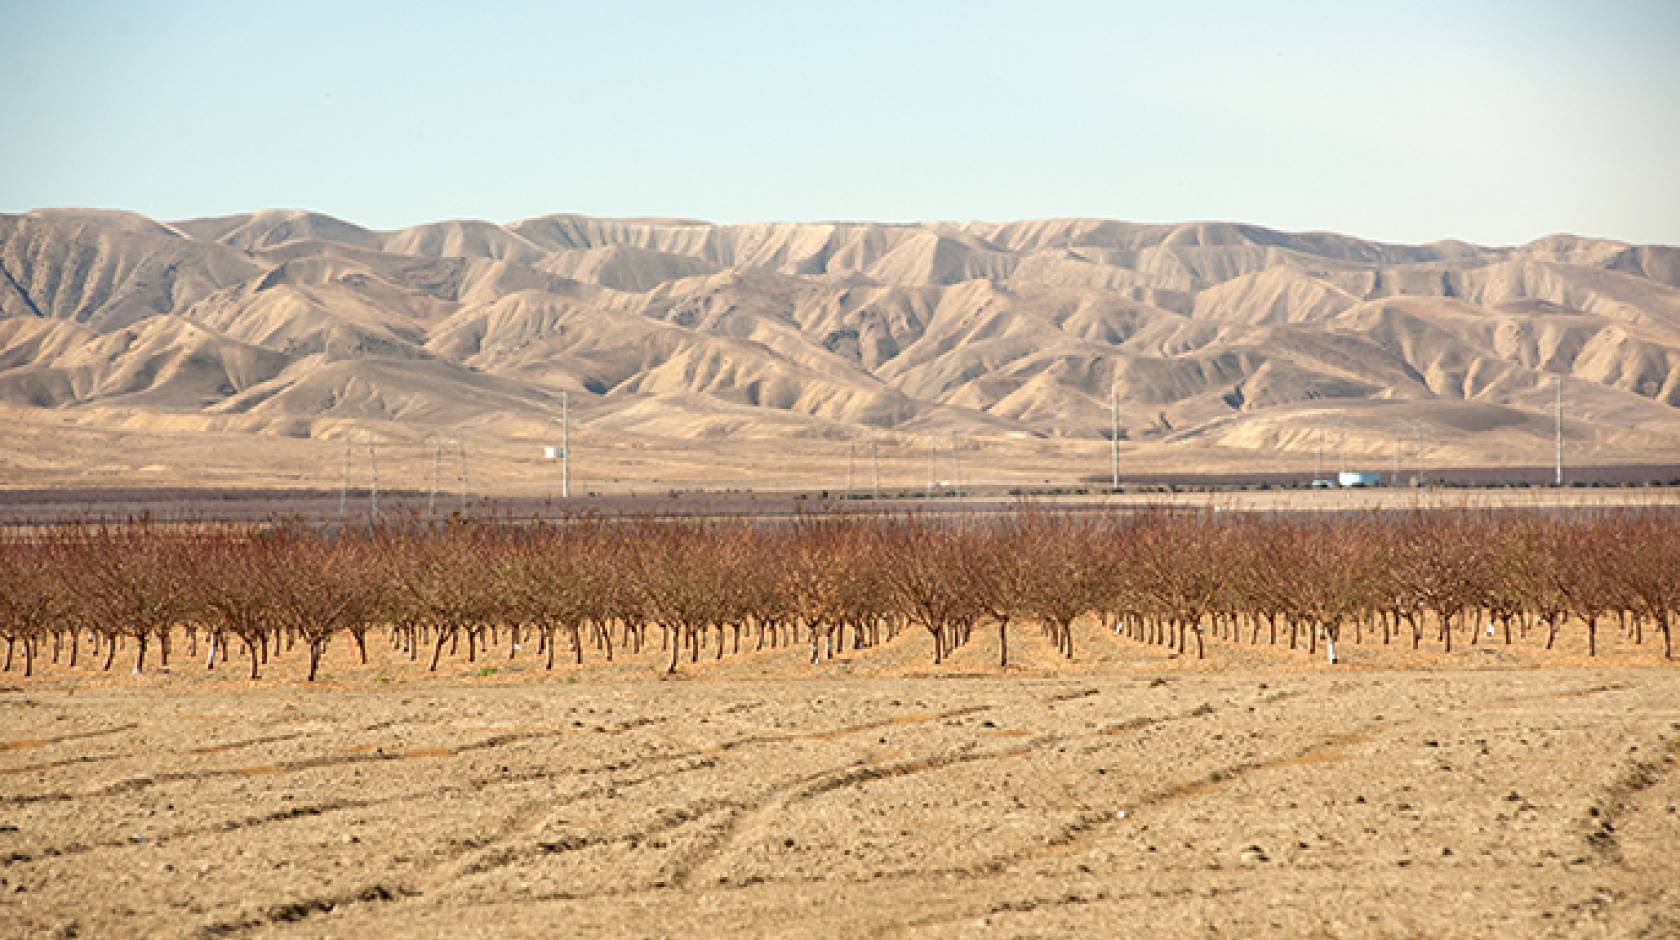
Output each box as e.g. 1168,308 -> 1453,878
3,208 -> 1678,465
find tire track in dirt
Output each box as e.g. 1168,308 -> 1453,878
924,711 -> 1433,881
6,736 -> 720,915
0,752 -> 120,776
646,688 -> 1283,892
4,799 -> 378,866
878,884 -> 1247,938
425,705 -> 1000,889
712,705 -> 991,753
196,882 -> 420,937
1582,735 -> 1680,863
665,699 -> 1232,890
184,731 -> 311,755
3,717 -> 672,806
0,723 -> 139,752
452,797 -> 734,881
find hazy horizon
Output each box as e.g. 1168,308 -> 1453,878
16,205 -> 1676,253
4,1 -> 1679,247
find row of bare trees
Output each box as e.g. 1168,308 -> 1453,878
0,508 -> 1675,679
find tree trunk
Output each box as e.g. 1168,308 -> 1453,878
429,628 -> 448,672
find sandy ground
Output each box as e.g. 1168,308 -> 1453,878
3,617 -> 1678,939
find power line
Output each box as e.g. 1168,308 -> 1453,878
367,434 -> 379,525
338,437 -> 351,519
428,440 -> 441,517
926,440 -> 936,499
457,439 -> 469,517
950,432 -> 961,497
1554,376 -> 1564,487
1109,382 -> 1120,491
870,433 -> 880,500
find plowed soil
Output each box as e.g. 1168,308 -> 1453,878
3,619 -> 1678,938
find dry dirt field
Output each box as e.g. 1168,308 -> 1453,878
4,618 -> 1679,939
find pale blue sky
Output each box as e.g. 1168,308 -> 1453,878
5,1 -> 1678,246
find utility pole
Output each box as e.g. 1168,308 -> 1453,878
338,437 -> 351,519
927,441 -> 936,499
367,435 -> 379,525
950,432 -> 961,497
1414,420 -> 1427,487
428,441 -> 441,517
457,439 -> 468,517
846,441 -> 856,497
1554,376 -> 1564,486
870,434 -> 881,500
1392,425 -> 1402,487
1315,426 -> 1325,482
561,390 -> 571,499
1110,383 -> 1120,491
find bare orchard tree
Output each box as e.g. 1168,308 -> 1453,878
876,517 -> 984,665
76,521 -> 193,674
0,536 -> 72,677
261,527 -> 382,681
1012,511 -> 1101,663
190,528 -> 282,679
1612,511 -> 1680,660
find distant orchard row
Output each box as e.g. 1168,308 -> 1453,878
1,507 -> 1676,680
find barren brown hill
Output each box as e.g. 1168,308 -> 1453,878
3,208 -> 1678,489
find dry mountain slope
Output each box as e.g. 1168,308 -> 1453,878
2,208 -> 1679,466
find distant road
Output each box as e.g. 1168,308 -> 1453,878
1,475 -> 1677,527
